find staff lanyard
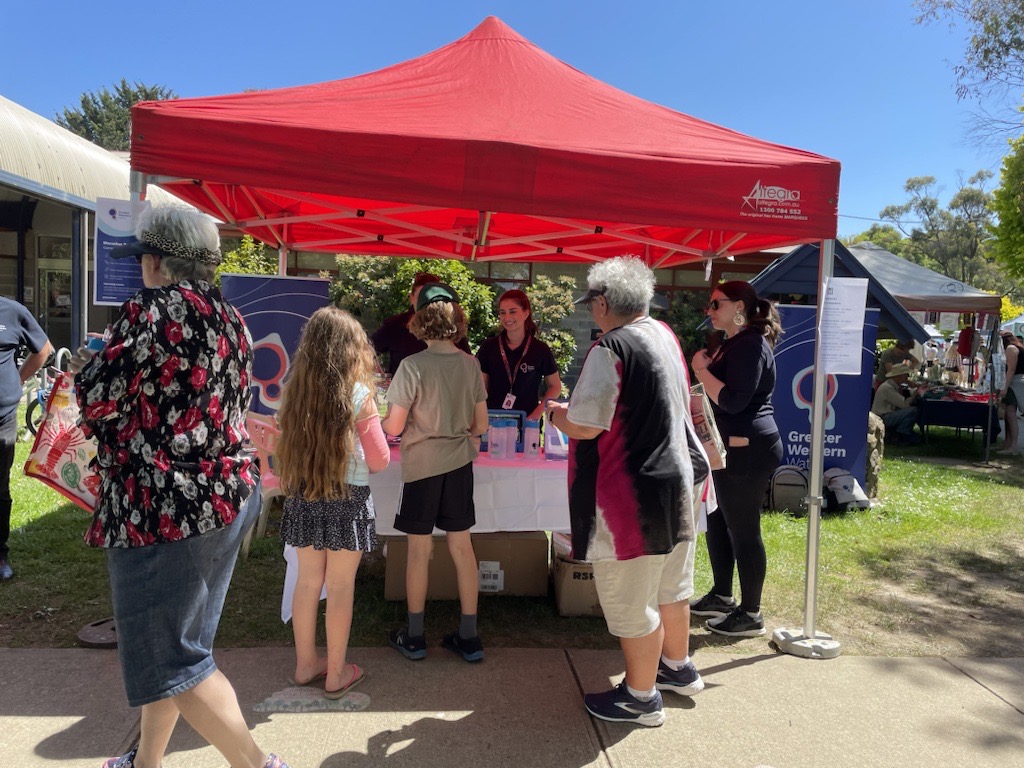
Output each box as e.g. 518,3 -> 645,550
499,335 -> 532,390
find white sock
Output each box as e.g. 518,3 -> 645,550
716,594 -> 736,604
660,654 -> 690,671
627,683 -> 658,702
746,610 -> 762,620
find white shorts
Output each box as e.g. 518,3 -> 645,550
591,540 -> 695,639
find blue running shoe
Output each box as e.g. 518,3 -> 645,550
442,631 -> 484,662
388,626 -> 427,660
583,683 -> 665,727
655,659 -> 704,696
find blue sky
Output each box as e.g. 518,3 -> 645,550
3,0 -> 1009,238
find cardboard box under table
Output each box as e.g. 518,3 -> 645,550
550,532 -> 603,617
383,531 -> 549,601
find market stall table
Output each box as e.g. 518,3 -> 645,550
371,446 -> 570,535
916,395 -> 998,444
281,447 -> 569,620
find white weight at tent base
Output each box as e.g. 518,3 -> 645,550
771,628 -> 842,659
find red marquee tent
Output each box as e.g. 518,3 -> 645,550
128,16 -> 840,265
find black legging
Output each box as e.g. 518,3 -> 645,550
705,441 -> 781,613
0,409 -> 18,559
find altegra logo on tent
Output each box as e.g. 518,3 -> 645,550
740,181 -> 806,222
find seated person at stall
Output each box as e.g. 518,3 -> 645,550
372,272 -> 471,376
873,339 -> 920,391
871,363 -> 922,445
476,289 -> 561,422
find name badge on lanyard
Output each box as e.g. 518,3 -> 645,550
498,335 -> 531,412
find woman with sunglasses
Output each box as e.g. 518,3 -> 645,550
688,281 -> 783,638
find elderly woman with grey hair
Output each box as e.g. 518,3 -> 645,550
546,256 -> 708,728
70,206 -> 290,768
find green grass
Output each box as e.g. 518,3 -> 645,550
2,424 -> 1022,656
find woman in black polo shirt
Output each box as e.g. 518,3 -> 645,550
476,290 -> 561,421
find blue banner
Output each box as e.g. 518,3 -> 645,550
220,275 -> 330,415
771,305 -> 879,486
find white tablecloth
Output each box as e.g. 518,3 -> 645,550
370,447 -> 570,535
281,447 -> 570,621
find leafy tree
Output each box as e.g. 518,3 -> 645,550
841,223 -> 908,256
215,235 -> 278,285
990,134 -> 1024,279
330,256 -> 496,348
660,290 -> 712,361
879,172 -> 998,286
1001,294 -> 1024,321
523,275 -> 577,379
915,0 -> 1024,137
56,80 -> 176,151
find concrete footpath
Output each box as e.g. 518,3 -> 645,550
1,646 -> 1022,768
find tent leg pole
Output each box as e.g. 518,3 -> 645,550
773,238 -> 841,660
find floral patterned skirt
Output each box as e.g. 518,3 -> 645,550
280,485 -> 378,552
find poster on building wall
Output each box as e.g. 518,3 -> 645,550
220,274 -> 330,415
93,197 -> 148,306
771,305 -> 879,486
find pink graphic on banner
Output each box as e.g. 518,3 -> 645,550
252,333 -> 290,411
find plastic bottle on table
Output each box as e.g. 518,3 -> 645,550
488,418 -> 506,460
503,419 -> 520,458
523,419 -> 541,458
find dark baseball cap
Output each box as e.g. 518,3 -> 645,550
415,282 -> 460,311
574,287 -> 606,305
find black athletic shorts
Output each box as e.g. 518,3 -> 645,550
394,462 -> 476,535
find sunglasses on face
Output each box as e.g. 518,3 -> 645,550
708,298 -> 732,311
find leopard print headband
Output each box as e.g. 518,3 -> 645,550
140,230 -> 222,265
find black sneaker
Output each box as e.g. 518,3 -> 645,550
584,682 -> 665,727
689,591 -> 736,618
706,607 -> 766,637
441,631 -> 484,662
654,659 -> 704,696
388,626 -> 427,660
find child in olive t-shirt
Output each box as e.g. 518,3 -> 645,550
381,283 -> 488,662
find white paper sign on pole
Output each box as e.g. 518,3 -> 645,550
817,277 -> 869,375
938,312 -> 959,332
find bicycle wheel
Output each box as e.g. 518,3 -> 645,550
26,397 -> 43,436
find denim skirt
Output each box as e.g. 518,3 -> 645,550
106,492 -> 258,706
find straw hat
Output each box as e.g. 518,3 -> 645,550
886,363 -> 914,378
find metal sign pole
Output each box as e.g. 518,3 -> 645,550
773,239 -> 842,659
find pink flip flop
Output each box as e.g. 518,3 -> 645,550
290,667 -> 328,687
325,663 -> 365,699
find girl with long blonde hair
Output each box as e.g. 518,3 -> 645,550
276,307 -> 390,697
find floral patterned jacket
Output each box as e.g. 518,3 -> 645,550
77,280 -> 258,548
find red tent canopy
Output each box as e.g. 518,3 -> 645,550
130,17 -> 840,266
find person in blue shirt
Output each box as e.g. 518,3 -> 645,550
0,298 -> 52,581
